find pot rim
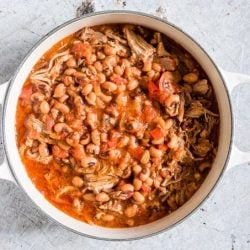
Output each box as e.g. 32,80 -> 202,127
1,10 -> 233,241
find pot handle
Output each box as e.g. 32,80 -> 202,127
0,81 -> 16,183
220,69 -> 250,170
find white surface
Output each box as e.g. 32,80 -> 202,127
0,0 -> 250,249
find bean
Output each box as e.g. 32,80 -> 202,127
66,57 -> 77,68
199,161 -> 211,172
154,176 -> 163,188
83,193 -> 96,201
116,93 -> 128,106
104,45 -> 116,56
82,84 -> 93,96
63,76 -> 74,86
140,150 -> 150,164
85,92 -> 96,105
152,62 -> 161,72
96,192 -> 110,202
118,136 -> 129,147
149,146 -> 163,158
81,156 -> 97,168
38,143 -> 49,157
86,113 -> 98,129
114,65 -> 124,75
66,132 -> 80,146
143,61 -> 152,72
120,183 -> 134,192
64,68 -> 77,76
125,204 -> 138,218
102,81 -> 117,92
102,214 -> 114,222
54,123 -> 72,133
145,177 -> 153,187
133,178 -> 142,191
54,84 -> 66,98
100,132 -> 108,142
97,51 -> 105,60
183,72 -> 198,83
97,73 -> 106,83
168,134 -> 179,149
165,118 -> 174,130
72,176 -> 84,188
86,143 -> 100,155
133,191 -> 145,204
139,168 -> 150,182
40,100 -> 50,114
152,137 -> 165,145
133,164 -> 142,175
94,61 -> 103,72
54,102 -> 70,113
31,92 -> 45,102
91,129 -> 100,145
80,133 -> 91,145
127,79 -> 139,91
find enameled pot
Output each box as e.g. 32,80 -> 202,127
0,11 -> 250,240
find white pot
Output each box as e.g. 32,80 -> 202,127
0,11 -> 250,240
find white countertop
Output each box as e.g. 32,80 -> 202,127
0,1 -> 250,249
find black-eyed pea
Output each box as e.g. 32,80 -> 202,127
165,118 -> 174,130
145,177 -> 153,187
82,84 -> 93,96
94,61 -> 103,72
120,183 -> 134,193
154,176 -> 163,188
132,164 -> 142,175
81,156 -> 97,168
152,137 -> 165,145
96,192 -> 110,202
152,62 -> 161,72
63,76 -> 74,86
168,134 -> 179,149
40,100 -> 50,114
104,45 -> 116,56
66,57 -> 77,68
127,79 -> 139,91
102,214 -> 114,222
126,219 -> 135,226
54,123 -> 72,133
133,191 -> 145,204
72,176 -> 84,188
139,167 -> 150,182
140,150 -> 150,164
64,68 -> 77,76
83,193 -> 96,201
54,83 -> 66,98
97,72 -> 106,83
125,204 -> 138,218
183,72 -> 198,83
133,178 -> 142,191
118,136 -> 129,147
91,129 -> 100,145
149,147 -> 163,158
97,51 -> 105,60
102,81 -> 117,92
85,92 -> 96,105
86,113 -> 98,129
54,102 -> 70,113
199,161 -> 211,172
38,143 -> 49,157
114,65 -> 124,75
143,61 -> 152,72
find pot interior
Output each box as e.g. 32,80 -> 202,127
3,11 -> 232,240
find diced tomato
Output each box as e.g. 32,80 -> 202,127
147,81 -> 159,99
52,145 -> 69,159
20,85 -> 33,99
107,138 -> 118,148
158,144 -> 168,151
45,115 -> 55,131
141,183 -> 151,195
150,127 -> 164,140
129,146 -> 144,161
159,91 -> 168,104
142,105 -> 157,123
71,42 -> 92,59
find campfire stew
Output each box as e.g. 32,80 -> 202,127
16,24 -> 219,227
